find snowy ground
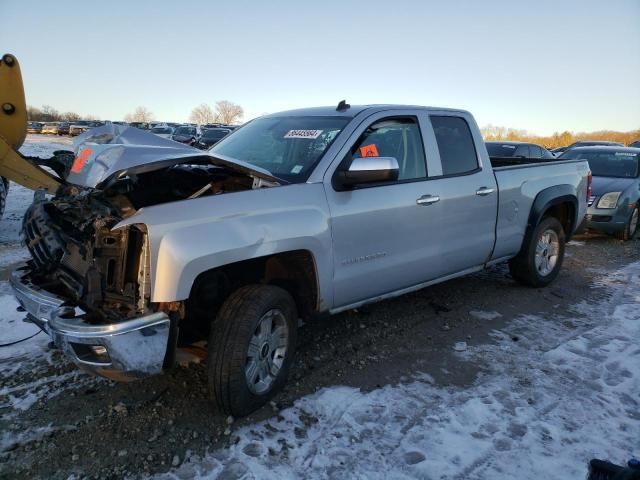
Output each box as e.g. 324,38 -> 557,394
158,262 -> 640,480
0,136 -> 638,479
0,134 -> 72,267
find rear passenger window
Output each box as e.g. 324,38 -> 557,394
513,145 -> 530,158
431,116 -> 479,176
530,146 -> 543,159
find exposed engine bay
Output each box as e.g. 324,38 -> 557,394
22,156 -> 266,322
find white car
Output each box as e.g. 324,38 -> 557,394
150,126 -> 174,139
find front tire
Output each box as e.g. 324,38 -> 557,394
208,285 -> 297,417
615,205 -> 639,241
509,216 -> 566,287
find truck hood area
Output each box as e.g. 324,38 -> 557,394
1,124 -> 282,193
14,125 -> 284,322
68,124 -> 282,188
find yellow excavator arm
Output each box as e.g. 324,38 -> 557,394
0,53 -> 61,192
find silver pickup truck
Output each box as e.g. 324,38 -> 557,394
8,104 -> 590,416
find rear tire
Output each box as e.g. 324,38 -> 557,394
509,216 -> 566,287
208,284 -> 297,417
615,206 -> 639,241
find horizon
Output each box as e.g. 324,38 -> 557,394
3,0 -> 639,135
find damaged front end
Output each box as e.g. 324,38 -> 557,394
9,125 -> 279,380
12,183 -> 171,380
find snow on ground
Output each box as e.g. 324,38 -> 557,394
0,135 -> 90,434
0,135 -> 72,267
159,262 -> 640,480
19,133 -> 73,157
468,310 -> 502,321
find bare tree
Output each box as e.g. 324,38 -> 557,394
27,105 -> 43,121
61,111 -> 81,122
214,100 -> 244,124
124,106 -> 153,123
40,105 -> 60,122
189,103 -> 216,125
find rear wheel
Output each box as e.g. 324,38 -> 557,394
509,216 -> 566,287
615,206 -> 639,241
208,284 -> 297,417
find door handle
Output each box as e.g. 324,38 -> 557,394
476,187 -> 495,196
417,195 -> 440,206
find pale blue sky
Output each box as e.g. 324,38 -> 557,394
2,0 -> 638,134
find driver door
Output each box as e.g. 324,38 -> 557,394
325,113 -> 438,307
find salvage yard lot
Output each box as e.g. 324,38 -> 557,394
0,136 -> 638,479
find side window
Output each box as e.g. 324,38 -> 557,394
430,116 -> 479,176
347,117 -> 427,181
541,148 -> 555,160
513,145 -> 530,158
530,145 -> 542,159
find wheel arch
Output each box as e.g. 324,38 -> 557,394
523,185 -> 579,248
186,249 -> 321,326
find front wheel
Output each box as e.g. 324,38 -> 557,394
208,284 -> 297,417
615,205 -> 639,241
509,216 -> 566,287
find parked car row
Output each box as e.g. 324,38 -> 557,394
28,120 -> 107,136
27,120 -> 238,147
147,123 -> 235,149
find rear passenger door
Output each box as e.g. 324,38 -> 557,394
420,115 -> 498,276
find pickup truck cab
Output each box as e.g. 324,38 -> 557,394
7,104 -> 590,416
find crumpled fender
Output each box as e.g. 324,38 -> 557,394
115,182 -> 334,311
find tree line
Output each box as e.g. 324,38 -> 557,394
124,101 -> 244,125
481,124 -> 640,148
27,105 -> 97,122
27,100 -> 245,126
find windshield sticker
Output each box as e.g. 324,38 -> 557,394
71,148 -> 93,173
502,145 -> 516,148
284,129 -> 323,139
291,165 -> 303,174
359,144 -> 379,157
615,152 -> 635,157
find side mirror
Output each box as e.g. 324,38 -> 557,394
334,156 -> 399,189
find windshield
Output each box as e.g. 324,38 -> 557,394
202,129 -> 230,139
175,126 -> 195,135
151,127 -> 173,134
485,143 -> 518,157
561,150 -> 639,178
210,116 -> 350,182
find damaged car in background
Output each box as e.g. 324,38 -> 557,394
4,96 -> 590,416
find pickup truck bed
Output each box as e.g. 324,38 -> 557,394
490,157 -> 590,262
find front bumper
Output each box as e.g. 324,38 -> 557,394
10,267 -> 170,381
585,204 -> 632,234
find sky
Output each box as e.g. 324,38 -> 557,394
1,0 -> 639,135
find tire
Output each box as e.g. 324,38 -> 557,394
615,205 -> 639,241
0,178 -> 8,220
509,216 -> 566,288
208,284 -> 297,417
